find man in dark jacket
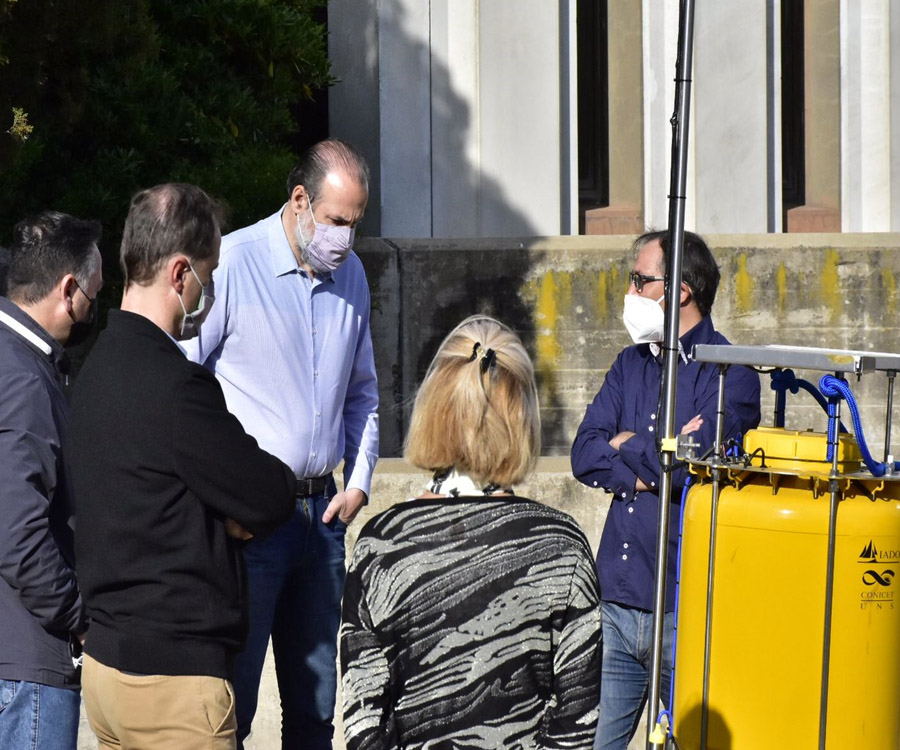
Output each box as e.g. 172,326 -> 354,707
0,211 -> 103,748
68,183 -> 296,750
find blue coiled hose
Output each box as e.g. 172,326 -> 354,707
818,374 -> 899,476
771,368 -> 846,431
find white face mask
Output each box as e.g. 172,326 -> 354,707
178,265 -> 215,340
623,293 -> 665,344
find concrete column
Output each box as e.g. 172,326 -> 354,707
585,0 -> 644,236
890,0 -> 900,230
642,0 -> 696,232
378,0 -> 433,237
694,3 -> 771,233
430,0 -> 481,237
472,0 -> 563,236
792,0 -> 841,232
766,0 -> 783,233
328,0 -> 382,236
841,0 -> 892,231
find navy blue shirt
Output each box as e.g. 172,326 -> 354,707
571,316 -> 761,612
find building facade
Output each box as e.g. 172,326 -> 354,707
327,0 -> 900,238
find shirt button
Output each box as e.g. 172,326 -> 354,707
648,426 -> 654,432
650,481 -> 656,488
623,543 -> 629,549
593,481 -> 598,487
314,371 -> 318,378
622,554 -> 628,560
628,507 -> 634,514
313,328 -> 317,335
651,413 -> 656,420
621,492 -> 626,498
316,411 -> 321,417
311,451 -> 317,458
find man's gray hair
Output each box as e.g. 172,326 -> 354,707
286,139 -> 370,200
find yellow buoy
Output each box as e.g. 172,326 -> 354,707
673,428 -> 900,749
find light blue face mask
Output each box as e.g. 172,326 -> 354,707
297,196 -> 356,273
178,265 -> 215,340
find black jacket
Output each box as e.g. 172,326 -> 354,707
68,309 -> 295,678
0,297 -> 84,689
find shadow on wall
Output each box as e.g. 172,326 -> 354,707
360,0 -> 570,457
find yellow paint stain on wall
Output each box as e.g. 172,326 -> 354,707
820,249 -> 841,322
882,268 -> 897,317
595,265 -> 623,323
775,262 -> 788,314
534,271 -> 561,370
595,270 -> 609,321
734,253 -> 754,313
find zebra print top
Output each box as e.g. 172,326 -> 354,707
340,496 -> 602,749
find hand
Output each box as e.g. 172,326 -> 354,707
635,478 -> 650,492
681,414 -> 704,435
225,518 -> 254,541
322,488 -> 368,525
609,431 -> 636,451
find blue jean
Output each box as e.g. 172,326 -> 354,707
0,679 -> 81,750
594,602 -> 675,750
234,491 -> 346,750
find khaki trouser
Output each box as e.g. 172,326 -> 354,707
82,654 -> 237,750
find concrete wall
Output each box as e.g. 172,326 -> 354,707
361,232 -> 900,458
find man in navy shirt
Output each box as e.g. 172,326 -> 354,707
571,230 -> 760,750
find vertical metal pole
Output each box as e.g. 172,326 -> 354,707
884,371 -> 896,464
699,365 -> 727,749
818,386 -> 842,750
647,0 -> 696,745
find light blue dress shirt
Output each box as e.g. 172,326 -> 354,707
183,207 -> 379,497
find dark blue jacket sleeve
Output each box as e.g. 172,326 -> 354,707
617,362 -> 761,490
571,353 -> 639,499
0,371 -> 83,634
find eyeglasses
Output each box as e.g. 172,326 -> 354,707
629,270 -> 666,293
74,281 -> 96,306
73,281 -> 98,323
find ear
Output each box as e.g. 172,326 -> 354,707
168,255 -> 192,294
679,281 -> 693,307
290,184 -> 311,214
59,273 -> 78,311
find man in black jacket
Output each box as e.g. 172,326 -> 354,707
0,211 -> 102,749
68,183 -> 296,750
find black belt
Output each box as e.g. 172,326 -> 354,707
296,473 -> 332,498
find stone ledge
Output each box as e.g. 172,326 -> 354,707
786,204 -> 841,233
584,204 -> 644,236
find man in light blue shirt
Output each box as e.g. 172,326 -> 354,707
184,140 -> 378,749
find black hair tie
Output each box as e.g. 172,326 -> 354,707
480,348 -> 497,374
469,342 -> 481,361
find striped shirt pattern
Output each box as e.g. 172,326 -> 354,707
341,496 -> 602,749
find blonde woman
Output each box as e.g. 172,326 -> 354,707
341,315 -> 602,749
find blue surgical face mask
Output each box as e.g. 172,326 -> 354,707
296,195 -> 356,274
178,265 -> 215,340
